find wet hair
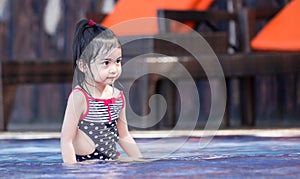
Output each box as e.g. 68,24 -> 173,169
72,19 -> 121,88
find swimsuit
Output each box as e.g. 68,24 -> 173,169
72,88 -> 124,162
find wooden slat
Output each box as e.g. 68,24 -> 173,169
126,53 -> 300,79
7,50 -> 297,83
219,53 -> 300,77
252,7 -> 281,19
157,9 -> 237,23
2,61 -> 73,84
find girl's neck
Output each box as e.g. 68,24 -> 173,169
83,82 -> 112,99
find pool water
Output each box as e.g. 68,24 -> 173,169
0,135 -> 300,178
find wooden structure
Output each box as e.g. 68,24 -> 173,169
1,6 -> 300,131
1,40 -> 300,131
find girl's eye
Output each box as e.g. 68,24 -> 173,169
102,61 -> 109,66
116,58 -> 122,64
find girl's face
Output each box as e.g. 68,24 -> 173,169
87,47 -> 122,86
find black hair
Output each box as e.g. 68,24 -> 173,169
71,19 -> 121,89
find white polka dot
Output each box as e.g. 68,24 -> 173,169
100,156 -> 103,159
89,131 -> 93,135
95,144 -> 99,147
100,131 -> 103,134
100,139 -> 103,142
100,148 -> 104,151
105,142 -> 108,145
90,123 -> 94,126
94,135 -> 98,139
95,127 -> 99,130
84,126 -> 88,130
94,152 -> 99,155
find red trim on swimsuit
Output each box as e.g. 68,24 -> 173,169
70,87 -> 124,121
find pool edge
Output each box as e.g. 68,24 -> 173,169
1,128 -> 300,139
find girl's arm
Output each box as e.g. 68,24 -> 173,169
117,99 -> 143,158
60,91 -> 85,164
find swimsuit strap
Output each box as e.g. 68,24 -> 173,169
70,87 -> 90,120
119,91 -> 125,109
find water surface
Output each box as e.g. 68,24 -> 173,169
1,136 -> 300,178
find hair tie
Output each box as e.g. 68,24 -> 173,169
88,19 -> 96,27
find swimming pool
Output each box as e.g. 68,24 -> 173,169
1,131 -> 300,178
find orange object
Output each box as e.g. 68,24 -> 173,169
101,0 -> 214,36
194,0 -> 214,10
251,0 -> 300,51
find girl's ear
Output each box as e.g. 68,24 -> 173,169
77,59 -> 87,73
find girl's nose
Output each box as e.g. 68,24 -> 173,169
109,65 -> 117,74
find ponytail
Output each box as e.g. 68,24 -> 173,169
72,19 -> 106,68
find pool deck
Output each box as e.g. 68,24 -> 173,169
1,128 -> 300,139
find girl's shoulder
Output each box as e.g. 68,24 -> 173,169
68,86 -> 89,102
66,87 -> 88,120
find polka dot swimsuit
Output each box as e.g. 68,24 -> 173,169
73,88 -> 124,162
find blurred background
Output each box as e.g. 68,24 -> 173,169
0,0 -> 299,131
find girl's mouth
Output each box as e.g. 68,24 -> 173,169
107,77 -> 117,81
